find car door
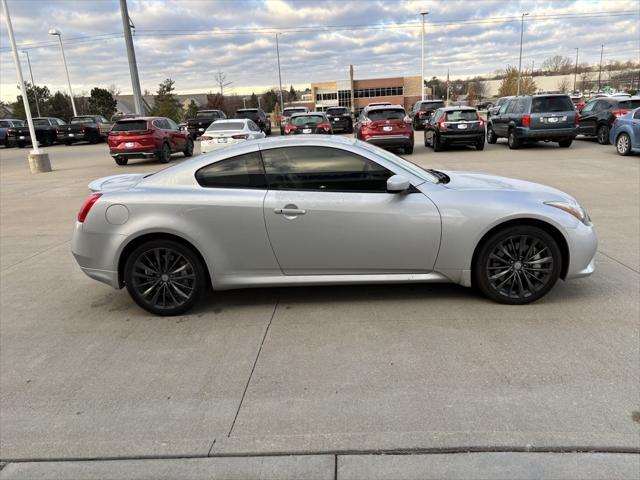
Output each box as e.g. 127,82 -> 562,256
164,118 -> 186,151
261,145 -> 441,275
632,109 -> 640,147
491,101 -> 511,137
425,110 -> 439,144
579,100 -> 606,135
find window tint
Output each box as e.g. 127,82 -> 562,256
283,108 -> 307,115
514,98 -> 528,114
505,100 -> 517,113
618,100 -> 640,110
531,96 -> 574,113
326,107 -> 348,115
166,118 -> 179,130
33,119 -> 50,126
581,102 -> 596,113
367,108 -> 405,121
594,100 -> 610,111
236,110 -> 258,120
112,120 -> 149,132
261,146 -> 393,192
248,120 -> 260,131
445,110 -> 479,121
195,152 -> 266,189
419,101 -> 445,111
0,120 -> 10,127
634,109 -> 640,120
152,119 -> 168,129
208,122 -> 246,131
291,115 -> 325,126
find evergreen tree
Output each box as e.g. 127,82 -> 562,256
184,100 -> 199,120
150,78 -> 183,121
88,87 -> 117,119
288,84 -> 297,102
12,83 -> 51,119
47,91 -> 74,121
249,92 -> 259,108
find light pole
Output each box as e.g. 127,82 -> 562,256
516,12 -> 529,96
48,28 -> 77,116
597,44 -> 604,92
275,33 -> 284,114
573,48 -> 579,93
420,11 -> 429,101
22,50 -> 40,117
120,0 -> 145,115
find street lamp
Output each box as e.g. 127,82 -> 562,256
573,48 -> 579,93
48,28 -> 77,116
22,50 -> 40,117
420,11 -> 429,101
516,12 -> 529,96
275,33 -> 284,114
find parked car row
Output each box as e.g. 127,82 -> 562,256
1,115 -> 113,148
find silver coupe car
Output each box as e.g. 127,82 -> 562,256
72,136 -> 597,315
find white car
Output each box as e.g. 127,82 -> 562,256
200,119 -> 265,153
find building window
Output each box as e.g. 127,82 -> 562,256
353,86 -> 403,98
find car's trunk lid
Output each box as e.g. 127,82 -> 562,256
88,174 -> 147,193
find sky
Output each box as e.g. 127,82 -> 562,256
0,0 -> 638,102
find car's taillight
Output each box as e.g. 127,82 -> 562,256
438,120 -> 447,131
477,115 -> 485,128
200,135 -> 213,140
77,193 -> 102,223
231,134 -> 249,139
575,113 -> 580,125
418,111 -> 425,117
522,114 -> 531,127
403,115 -> 412,124
612,109 -> 629,117
284,125 -> 297,134
317,123 -> 331,131
361,118 -> 372,126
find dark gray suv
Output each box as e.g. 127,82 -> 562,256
487,94 -> 578,149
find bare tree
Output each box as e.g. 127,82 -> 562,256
579,70 -> 593,92
214,71 -> 233,96
542,55 -> 573,75
107,84 -> 121,96
557,78 -> 570,93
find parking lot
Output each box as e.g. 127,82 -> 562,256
0,136 -> 638,475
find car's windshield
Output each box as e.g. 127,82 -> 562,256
531,96 -> 574,113
196,111 -> 218,118
419,102 -> 444,111
367,109 -> 405,121
236,110 -> 258,119
291,115 -> 324,126
618,100 -> 640,110
112,120 -> 148,132
33,119 -> 50,126
357,141 -> 438,184
445,110 -> 478,121
326,108 -> 348,115
70,117 -> 95,124
207,122 -> 245,131
283,108 -> 306,115
0,120 -> 11,127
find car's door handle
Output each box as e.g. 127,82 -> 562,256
274,207 -> 306,215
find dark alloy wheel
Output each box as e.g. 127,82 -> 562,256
158,142 -> 171,163
596,125 -> 610,145
433,134 -> 442,152
487,126 -> 497,144
184,138 -> 194,157
616,133 -> 631,156
114,156 -> 128,166
476,140 -> 485,151
474,225 -> 561,305
124,240 -> 206,316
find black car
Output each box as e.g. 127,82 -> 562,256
487,94 -> 578,149
410,100 -> 445,130
283,112 -> 332,135
57,115 -> 113,145
0,119 -> 24,147
8,117 -> 66,148
325,106 -> 353,133
424,107 -> 485,151
186,110 -> 226,139
487,96 -> 514,119
280,107 -> 309,134
578,96 -> 640,144
235,108 -> 271,135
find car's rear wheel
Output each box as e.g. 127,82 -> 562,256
157,142 -> 171,163
616,133 -> 631,156
184,138 -> 194,157
487,126 -> 497,144
473,225 -> 561,305
124,239 -> 206,316
114,156 -> 128,166
507,130 -> 521,149
596,124 -> 610,145
89,132 -> 100,144
404,144 -> 414,154
558,138 -> 573,148
17,141 -> 25,148
476,139 -> 485,150
433,134 -> 442,152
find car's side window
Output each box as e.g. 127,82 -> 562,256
515,98 -> 527,114
581,102 -> 596,113
195,152 -> 266,189
595,100 -> 610,111
261,146 -> 394,193
166,119 -> 179,130
634,110 -> 640,120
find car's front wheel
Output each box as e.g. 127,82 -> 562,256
124,239 -> 207,316
487,126 -> 497,144
616,133 -> 632,156
473,225 -> 562,305
184,138 -> 194,157
157,142 -> 171,163
597,124 -> 610,145
433,134 -> 442,152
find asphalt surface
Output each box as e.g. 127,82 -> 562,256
0,134 -> 638,477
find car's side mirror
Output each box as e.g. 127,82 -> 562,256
387,175 -> 411,193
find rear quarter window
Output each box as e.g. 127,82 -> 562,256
195,152 -> 266,189
618,100 -> 640,110
531,96 -> 574,113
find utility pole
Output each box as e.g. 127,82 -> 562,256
120,0 -> 144,115
242,97 -> 247,109
349,64 -> 355,116
597,44 -> 604,92
49,29 -> 77,116
420,11 -> 429,101
516,12 -> 529,96
573,48 -> 579,93
275,33 -> 284,114
2,0 -> 50,173
22,50 -> 40,117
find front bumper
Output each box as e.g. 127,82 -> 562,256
58,133 -> 86,142
564,221 -> 598,280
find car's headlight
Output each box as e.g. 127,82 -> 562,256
544,201 -> 591,225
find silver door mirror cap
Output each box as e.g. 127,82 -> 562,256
387,175 -> 411,193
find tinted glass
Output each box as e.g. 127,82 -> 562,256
531,96 -> 574,113
166,119 -> 179,130
0,120 -> 10,127
33,119 -> 50,126
261,146 -> 393,192
291,115 -> 325,126
419,102 -> 445,111
70,117 -> 96,124
326,107 -> 348,115
195,152 -> 266,189
367,108 -> 405,121
618,100 -> 640,110
445,110 -> 478,121
112,120 -> 148,132
207,122 -> 245,131
196,111 -> 219,118
514,98 -> 528,114
283,108 -> 307,115
236,110 -> 258,120
634,110 -> 640,120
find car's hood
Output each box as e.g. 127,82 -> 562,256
441,170 -> 574,201
88,173 -> 147,192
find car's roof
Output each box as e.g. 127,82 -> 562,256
291,111 -> 325,117
236,108 -> 259,112
213,118 -> 250,123
439,106 -> 477,111
417,99 -> 445,103
197,109 -> 223,112
283,107 -> 308,110
365,104 -> 405,111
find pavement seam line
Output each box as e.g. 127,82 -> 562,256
0,239 -> 70,273
224,299 -> 279,441
206,438 -> 216,457
597,250 -> 640,274
334,454 -> 338,480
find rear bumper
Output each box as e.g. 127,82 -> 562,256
71,223 -> 125,289
515,126 -> 578,139
363,135 -> 413,148
58,133 -> 86,142
329,119 -> 351,131
440,132 -> 484,144
109,147 -> 157,159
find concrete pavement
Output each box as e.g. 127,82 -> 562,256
0,137 -> 638,476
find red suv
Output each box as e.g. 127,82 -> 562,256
354,105 -> 414,154
108,117 -> 193,166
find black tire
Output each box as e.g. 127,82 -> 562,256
558,138 -> 573,148
266,126 -> 272,136
404,144 -> 414,154
65,141 -> 72,146
616,132 -> 632,156
596,124 -> 610,145
114,156 -> 128,166
17,141 -> 25,148
157,142 -> 171,163
433,133 -> 442,152
41,135 -> 51,147
124,239 -> 207,316
507,130 -> 521,149
476,140 -> 485,151
487,126 -> 497,144
473,225 -> 562,305
424,132 -> 429,147
183,138 -> 194,157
